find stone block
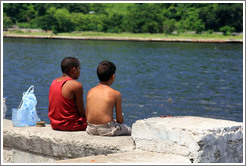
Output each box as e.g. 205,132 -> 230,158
131,116 -> 243,163
3,119 -> 134,162
55,149 -> 191,163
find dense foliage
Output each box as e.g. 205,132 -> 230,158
3,3 -> 243,34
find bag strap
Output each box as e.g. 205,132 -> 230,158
25,85 -> 34,94
18,85 -> 34,110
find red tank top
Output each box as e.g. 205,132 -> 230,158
48,77 -> 87,131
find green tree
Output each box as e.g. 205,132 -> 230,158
216,3 -> 243,32
163,19 -> 176,34
53,8 -> 74,32
164,4 -> 178,19
183,7 -> 201,31
4,3 -> 36,23
86,14 -> 106,31
19,4 -> 37,22
104,13 -> 124,33
70,12 -> 106,32
70,13 -> 87,31
90,3 -> 108,15
46,7 -> 56,16
3,3 -> 243,33
3,3 -> 22,23
3,12 -> 13,29
198,4 -> 219,31
142,21 -> 159,33
123,4 -> 164,33
36,15 -> 57,32
64,3 -> 90,13
193,19 -> 205,34
199,3 -> 243,32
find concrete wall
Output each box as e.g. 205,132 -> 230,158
3,119 -> 134,163
3,116 -> 244,163
131,116 -> 243,163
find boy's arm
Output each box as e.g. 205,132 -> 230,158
72,81 -> 86,118
115,91 -> 124,124
85,90 -> 91,118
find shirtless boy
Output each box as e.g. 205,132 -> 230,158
86,60 -> 131,136
48,57 -> 87,131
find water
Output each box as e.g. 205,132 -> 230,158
3,38 -> 243,126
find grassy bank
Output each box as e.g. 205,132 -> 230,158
3,31 -> 243,41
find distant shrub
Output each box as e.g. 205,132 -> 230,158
194,19 -> 205,34
219,25 -> 235,35
17,22 -> 31,28
142,21 -> 160,33
163,19 -> 177,34
3,13 -> 13,29
13,30 -> 24,33
207,29 -> 214,34
107,27 -> 122,33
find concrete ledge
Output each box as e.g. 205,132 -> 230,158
3,147 -> 60,163
3,116 -> 244,163
3,119 -> 134,162
132,116 -> 243,163
55,149 -> 190,163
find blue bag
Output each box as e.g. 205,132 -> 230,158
12,108 -> 27,127
12,85 -> 40,127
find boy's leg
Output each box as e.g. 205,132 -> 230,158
86,121 -> 131,136
86,123 -> 97,135
113,123 -> 131,136
86,122 -> 113,136
67,117 -> 88,131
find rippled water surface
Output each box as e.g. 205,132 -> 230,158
3,38 -> 243,126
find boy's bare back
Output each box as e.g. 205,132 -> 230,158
86,84 -> 123,124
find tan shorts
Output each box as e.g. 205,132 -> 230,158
86,121 -> 131,136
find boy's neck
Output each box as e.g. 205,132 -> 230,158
99,81 -> 111,86
62,73 -> 75,79
62,73 -> 71,78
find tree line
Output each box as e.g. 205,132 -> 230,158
3,3 -> 243,34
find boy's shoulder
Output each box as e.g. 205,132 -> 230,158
89,85 -> 121,95
65,79 -> 83,90
111,87 -> 121,95
108,87 -> 121,98
67,79 -> 81,85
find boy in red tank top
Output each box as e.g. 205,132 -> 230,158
48,57 -> 87,131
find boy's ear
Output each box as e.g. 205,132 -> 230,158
72,67 -> 76,73
112,74 -> 115,80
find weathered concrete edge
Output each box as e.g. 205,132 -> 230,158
3,119 -> 134,162
3,117 -> 244,163
3,34 -> 243,43
131,116 -> 244,163
55,149 -> 191,163
3,147 -> 62,163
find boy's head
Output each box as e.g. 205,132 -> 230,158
97,60 -> 116,82
61,57 -> 80,78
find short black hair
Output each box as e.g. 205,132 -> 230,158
61,57 -> 80,74
97,60 -> 116,82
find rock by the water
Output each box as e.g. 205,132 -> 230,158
131,116 -> 243,163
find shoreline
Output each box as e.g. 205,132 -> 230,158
3,34 -> 243,43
